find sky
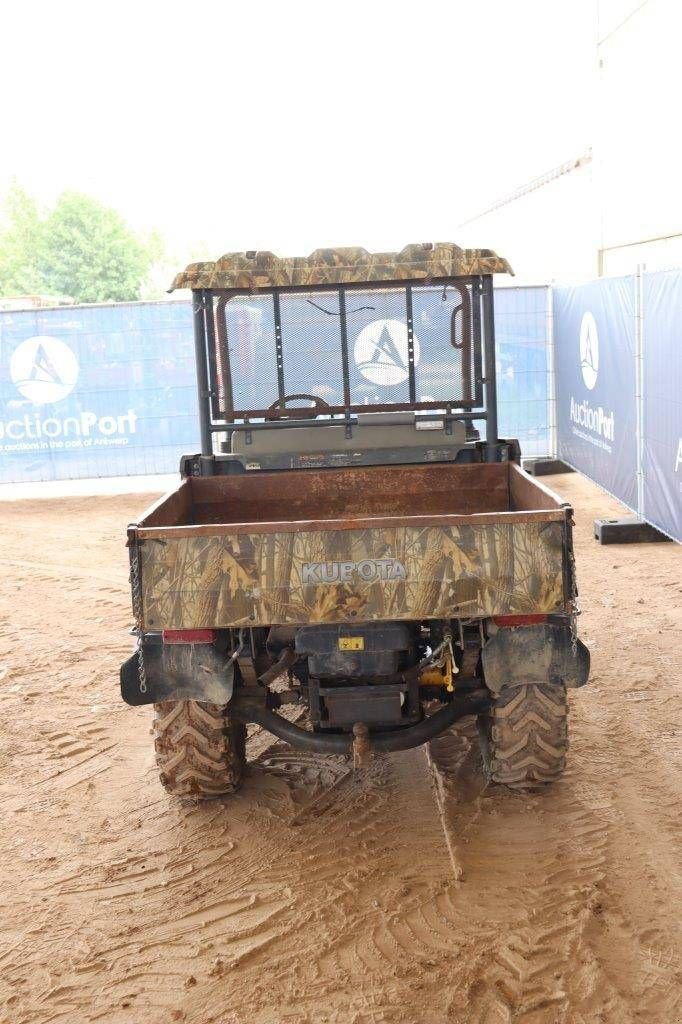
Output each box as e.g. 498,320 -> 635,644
0,0 -> 597,262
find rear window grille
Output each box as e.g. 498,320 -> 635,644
212,280 -> 482,419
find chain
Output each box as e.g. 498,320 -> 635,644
568,532 -> 580,655
130,539 -> 147,695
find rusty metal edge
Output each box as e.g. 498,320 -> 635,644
136,507 -> 568,541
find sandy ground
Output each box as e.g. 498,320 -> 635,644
0,472 -> 680,1024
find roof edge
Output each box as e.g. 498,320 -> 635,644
169,242 -> 513,291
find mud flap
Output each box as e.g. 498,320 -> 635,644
481,623 -> 590,695
120,639 -> 235,707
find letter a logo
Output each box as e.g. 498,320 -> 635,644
354,319 -> 421,386
10,336 -> 79,404
579,312 -> 599,391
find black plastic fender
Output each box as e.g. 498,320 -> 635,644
120,637 -> 235,707
481,623 -> 590,695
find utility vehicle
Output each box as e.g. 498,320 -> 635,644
121,242 -> 589,795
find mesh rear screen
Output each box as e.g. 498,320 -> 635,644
347,288 -> 410,406
279,291 -> 345,405
213,280 -> 482,418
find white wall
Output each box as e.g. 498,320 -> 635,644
460,160 -> 597,285
596,0 -> 682,273
462,0 -> 682,282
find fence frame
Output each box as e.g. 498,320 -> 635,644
551,266 -> 680,543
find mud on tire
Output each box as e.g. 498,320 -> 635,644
479,684 -> 568,789
153,700 -> 246,798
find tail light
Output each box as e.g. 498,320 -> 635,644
162,629 -> 217,644
492,615 -> 548,628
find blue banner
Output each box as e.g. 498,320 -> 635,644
0,301 -> 199,483
494,286 -> 550,458
0,290 -> 551,484
642,271 -> 682,542
554,277 -> 638,510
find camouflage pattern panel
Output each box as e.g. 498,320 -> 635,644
140,520 -> 566,630
169,242 -> 513,292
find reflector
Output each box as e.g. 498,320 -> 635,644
492,615 -> 548,628
162,629 -> 217,644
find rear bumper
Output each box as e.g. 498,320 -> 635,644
120,635 -> 491,754
231,694 -> 491,755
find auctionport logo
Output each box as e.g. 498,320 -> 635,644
354,319 -> 420,386
569,310 -> 614,451
579,312 -> 599,390
11,336 -> 79,404
1,335 -> 138,452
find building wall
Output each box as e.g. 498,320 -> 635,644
462,0 -> 681,281
596,0 -> 682,275
460,160 -> 597,284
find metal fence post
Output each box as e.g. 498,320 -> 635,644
634,265 -> 645,519
546,283 -> 557,458
192,289 -> 213,456
481,276 -> 499,461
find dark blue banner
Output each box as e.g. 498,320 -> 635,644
0,290 -> 551,484
0,301 -> 199,483
642,272 -> 682,542
494,286 -> 550,458
554,277 -> 638,510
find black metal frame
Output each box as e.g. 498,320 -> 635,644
191,274 -> 500,461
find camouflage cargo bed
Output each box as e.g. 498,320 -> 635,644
131,462 -> 572,630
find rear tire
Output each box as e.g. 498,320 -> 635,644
479,684 -> 568,789
153,700 -> 246,798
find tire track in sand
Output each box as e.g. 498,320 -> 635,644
0,484 -> 680,1024
427,711 -> 680,1024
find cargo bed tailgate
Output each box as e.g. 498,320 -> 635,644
130,463 -> 573,629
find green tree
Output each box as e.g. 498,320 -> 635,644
0,185 -> 157,303
0,184 -> 45,295
40,191 -> 152,303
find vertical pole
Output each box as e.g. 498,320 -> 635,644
338,286 -> 351,409
204,290 -> 219,420
481,275 -> 499,461
634,265 -> 645,520
192,289 -> 213,456
546,283 -> 557,458
273,289 -> 285,400
471,277 -> 483,406
405,284 -> 416,404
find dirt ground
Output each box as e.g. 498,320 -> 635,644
0,472 -> 680,1024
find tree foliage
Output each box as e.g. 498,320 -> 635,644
0,185 -> 156,303
0,185 -> 45,296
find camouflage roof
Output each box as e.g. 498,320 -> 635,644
169,242 -> 513,291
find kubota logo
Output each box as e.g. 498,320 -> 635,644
579,312 -> 599,390
302,558 -> 408,585
354,318 -> 421,386
10,336 -> 79,404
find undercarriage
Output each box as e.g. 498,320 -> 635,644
122,616 -> 588,773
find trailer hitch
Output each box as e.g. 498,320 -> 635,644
352,722 -> 371,768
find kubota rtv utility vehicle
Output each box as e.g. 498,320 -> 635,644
121,242 -> 589,796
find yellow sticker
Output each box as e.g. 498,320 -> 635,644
338,636 -> 364,651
